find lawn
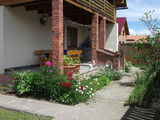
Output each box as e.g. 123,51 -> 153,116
0,107 -> 52,120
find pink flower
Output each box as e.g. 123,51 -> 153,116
45,61 -> 52,67
67,71 -> 73,78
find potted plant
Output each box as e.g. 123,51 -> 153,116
63,56 -> 76,74
73,60 -> 81,73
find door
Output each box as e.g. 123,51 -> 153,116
67,27 -> 78,49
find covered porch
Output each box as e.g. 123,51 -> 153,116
0,0 -> 123,74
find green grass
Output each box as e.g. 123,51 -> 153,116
134,64 -> 147,70
0,107 -> 52,120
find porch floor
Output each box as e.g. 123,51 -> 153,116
4,63 -> 94,76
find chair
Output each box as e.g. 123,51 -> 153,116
67,50 -> 83,61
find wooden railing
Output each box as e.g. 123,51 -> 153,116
74,0 -> 115,21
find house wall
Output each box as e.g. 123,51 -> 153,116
119,26 -> 127,42
105,23 -> 118,52
64,20 -> 91,50
3,7 -> 52,69
1,6 -> 91,70
0,7 -> 4,74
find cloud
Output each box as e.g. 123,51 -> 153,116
129,29 -> 151,35
117,0 -> 160,22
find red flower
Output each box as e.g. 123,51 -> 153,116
67,71 -> 73,78
79,86 -> 84,90
61,82 -> 72,88
68,77 -> 74,81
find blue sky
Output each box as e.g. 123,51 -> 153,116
117,0 -> 160,35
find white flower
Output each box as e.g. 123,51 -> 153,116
92,93 -> 94,96
97,82 -> 99,85
90,82 -> 92,84
81,92 -> 84,94
86,86 -> 88,88
90,88 -> 93,90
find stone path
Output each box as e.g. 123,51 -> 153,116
0,67 -> 141,120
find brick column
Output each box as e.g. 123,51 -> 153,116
52,0 -> 64,73
99,17 -> 106,49
91,14 -> 99,65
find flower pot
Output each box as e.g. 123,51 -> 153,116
74,64 -> 80,73
63,65 -> 76,75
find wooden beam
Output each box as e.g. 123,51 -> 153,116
0,0 -> 36,6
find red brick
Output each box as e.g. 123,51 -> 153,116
52,0 -> 64,73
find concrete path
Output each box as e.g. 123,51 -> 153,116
0,67 -> 141,120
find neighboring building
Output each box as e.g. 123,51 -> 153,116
125,35 -> 147,44
0,0 -> 127,73
116,17 -> 130,44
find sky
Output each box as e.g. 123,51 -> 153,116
117,0 -> 160,35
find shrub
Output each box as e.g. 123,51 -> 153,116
101,68 -> 123,81
12,63 -> 122,105
125,61 -> 132,73
126,72 -> 155,106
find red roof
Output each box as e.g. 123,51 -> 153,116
116,17 -> 129,35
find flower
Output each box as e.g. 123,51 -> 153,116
79,86 -> 84,90
45,61 -> 52,67
61,82 -> 72,88
68,77 -> 74,81
67,71 -> 74,78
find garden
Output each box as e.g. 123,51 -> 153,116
10,61 -> 122,105
126,11 -> 160,107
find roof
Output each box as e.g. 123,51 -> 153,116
116,17 -> 129,35
124,35 -> 147,44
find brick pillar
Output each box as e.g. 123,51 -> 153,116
52,0 -> 64,73
99,17 -> 106,49
92,14 -> 99,65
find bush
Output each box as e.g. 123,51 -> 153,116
101,68 -> 123,81
126,72 -> 155,106
12,63 -> 122,105
125,61 -> 132,73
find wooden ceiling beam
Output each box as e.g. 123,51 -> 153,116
25,4 -> 51,11
0,0 -> 36,6
11,0 -> 50,7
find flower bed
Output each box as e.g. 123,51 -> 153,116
11,61 -> 122,105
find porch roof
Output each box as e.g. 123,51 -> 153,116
0,0 -> 127,7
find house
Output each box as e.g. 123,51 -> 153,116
125,35 -> 147,44
116,17 -> 130,44
0,0 -> 127,74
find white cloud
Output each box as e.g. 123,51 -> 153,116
129,29 -> 151,35
117,0 -> 160,22
129,29 -> 137,35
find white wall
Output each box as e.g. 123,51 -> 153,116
105,23 -> 119,52
0,7 -> 4,73
64,20 -> 91,50
3,7 -> 52,69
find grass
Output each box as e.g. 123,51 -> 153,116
0,107 -> 52,120
125,72 -> 154,106
134,64 -> 147,70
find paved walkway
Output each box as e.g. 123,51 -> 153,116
0,67 -> 141,120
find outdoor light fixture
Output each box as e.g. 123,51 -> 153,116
40,14 -> 48,26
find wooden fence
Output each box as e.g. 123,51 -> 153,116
119,44 -> 147,65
